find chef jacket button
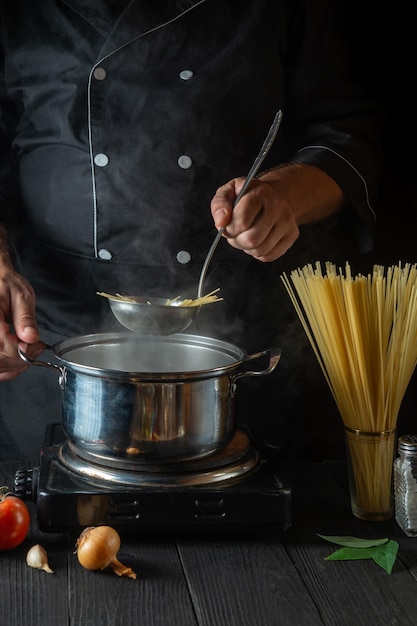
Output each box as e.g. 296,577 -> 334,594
178,155 -> 192,169
176,250 -> 191,264
94,153 -> 109,167
98,248 -> 112,260
179,69 -> 193,80
93,67 -> 107,80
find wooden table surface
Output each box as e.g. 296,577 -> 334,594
1,458 -> 417,626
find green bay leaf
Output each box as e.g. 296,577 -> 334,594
318,534 -> 389,548
323,541 -> 399,574
325,546 -> 375,561
371,540 -> 399,575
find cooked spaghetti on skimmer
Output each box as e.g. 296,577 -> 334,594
97,288 -> 223,307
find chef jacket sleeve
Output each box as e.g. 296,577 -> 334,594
0,38 -> 21,229
282,0 -> 385,229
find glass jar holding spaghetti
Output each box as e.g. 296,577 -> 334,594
282,262 -> 417,521
345,427 -> 396,521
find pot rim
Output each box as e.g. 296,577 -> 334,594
52,331 -> 248,381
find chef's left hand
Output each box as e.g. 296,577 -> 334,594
210,162 -> 347,262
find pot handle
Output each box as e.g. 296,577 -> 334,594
17,344 -> 57,370
232,347 -> 281,384
17,345 -> 66,389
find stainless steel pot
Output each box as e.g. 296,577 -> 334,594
21,332 -> 280,466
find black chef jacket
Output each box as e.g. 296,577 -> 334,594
0,0 -> 384,341
0,1 -> 384,460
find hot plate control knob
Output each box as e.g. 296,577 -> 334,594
14,467 -> 38,502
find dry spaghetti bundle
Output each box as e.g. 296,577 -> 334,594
281,261 -> 417,519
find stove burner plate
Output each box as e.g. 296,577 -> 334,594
59,429 -> 259,487
14,424 -> 292,532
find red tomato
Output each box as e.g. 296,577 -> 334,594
0,492 -> 30,551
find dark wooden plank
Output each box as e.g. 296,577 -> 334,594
176,530 -> 325,626
67,531 -> 199,626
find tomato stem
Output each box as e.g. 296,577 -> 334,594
0,486 -> 13,500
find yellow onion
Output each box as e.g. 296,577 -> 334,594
75,525 -> 137,579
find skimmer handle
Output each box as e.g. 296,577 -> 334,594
197,109 -> 283,298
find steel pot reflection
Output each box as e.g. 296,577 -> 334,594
20,332 -> 280,467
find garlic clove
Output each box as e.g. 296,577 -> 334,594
26,544 -> 54,574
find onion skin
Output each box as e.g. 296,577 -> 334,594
76,526 -> 137,579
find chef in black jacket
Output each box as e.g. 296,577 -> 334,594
0,0 -> 384,460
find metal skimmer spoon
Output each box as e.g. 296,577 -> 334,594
197,109 -> 283,298
108,110 -> 283,335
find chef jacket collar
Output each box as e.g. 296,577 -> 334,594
60,0 -> 208,55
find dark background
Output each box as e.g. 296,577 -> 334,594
302,9 -> 417,460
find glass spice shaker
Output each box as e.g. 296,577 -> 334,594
393,434 -> 417,537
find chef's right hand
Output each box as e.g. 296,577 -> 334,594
0,251 -> 45,380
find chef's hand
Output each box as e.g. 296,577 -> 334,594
210,162 -> 347,262
0,250 -> 45,380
